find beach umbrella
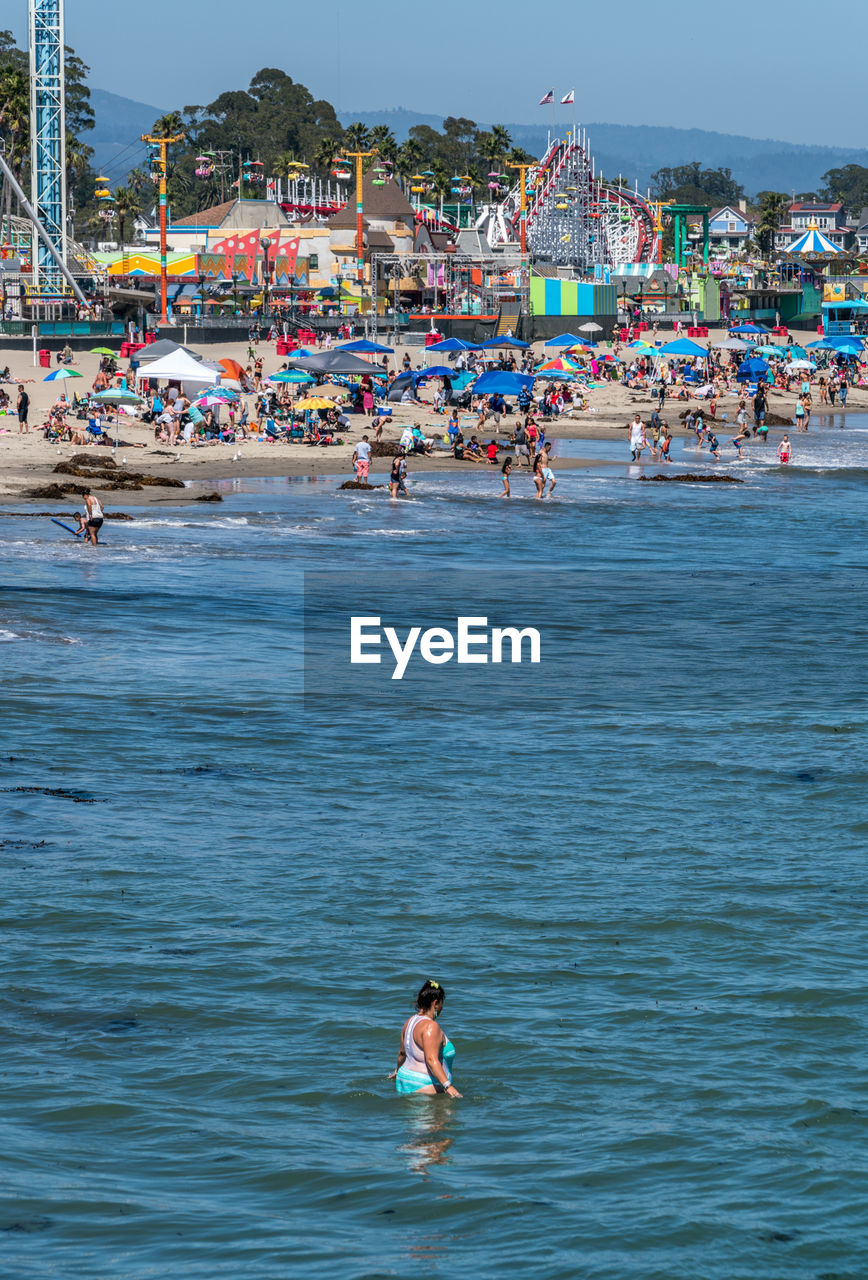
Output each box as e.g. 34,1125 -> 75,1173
749,344 -> 789,357
544,332 -> 585,347
785,360 -> 817,371
91,388 -> 143,404
578,321 -> 603,333
805,339 -> 838,350
294,396 -> 337,410
267,370 -> 314,383
44,367 -> 82,381
536,356 -> 580,372
415,365 -> 457,378
337,338 -> 394,354
425,337 -> 479,352
470,370 -> 534,395
657,339 -> 709,358
90,346 -> 118,356
192,392 -> 235,408
714,338 -> 751,351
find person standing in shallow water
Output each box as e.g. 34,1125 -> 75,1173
390,979 -> 461,1097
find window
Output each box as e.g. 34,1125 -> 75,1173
309,254 -> 319,269
727,220 -> 737,232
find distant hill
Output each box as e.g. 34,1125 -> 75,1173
89,89 -> 166,175
339,109 -> 868,198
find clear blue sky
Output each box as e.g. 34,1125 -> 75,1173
9,0 -> 868,148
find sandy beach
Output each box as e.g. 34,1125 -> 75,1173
1,329 -> 862,506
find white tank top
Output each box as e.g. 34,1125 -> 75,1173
89,495 -> 104,519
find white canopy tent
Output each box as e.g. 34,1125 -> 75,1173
135,350 -> 217,385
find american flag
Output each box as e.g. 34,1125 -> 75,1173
539,89 -> 554,105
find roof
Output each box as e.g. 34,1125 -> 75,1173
328,174 -> 416,228
366,230 -> 395,249
709,206 -> 757,224
171,200 -> 236,228
789,202 -> 843,213
170,199 -> 290,231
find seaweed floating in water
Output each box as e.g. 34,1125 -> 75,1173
339,480 -> 385,490
2,786 -> 101,803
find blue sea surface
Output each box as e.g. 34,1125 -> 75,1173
2,418 -> 867,1278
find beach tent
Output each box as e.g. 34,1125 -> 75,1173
736,357 -> 770,381
290,350 -> 388,377
657,339 -> 709,358
544,332 -> 585,347
424,338 -> 479,352
386,371 -> 431,402
337,339 -> 394,354
470,370 -> 534,395
136,338 -> 202,362
135,350 -> 216,384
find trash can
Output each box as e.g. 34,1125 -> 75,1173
39,349 -> 51,368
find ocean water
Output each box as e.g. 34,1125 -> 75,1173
2,418 -> 868,1279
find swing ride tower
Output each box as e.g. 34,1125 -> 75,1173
28,0 -> 67,295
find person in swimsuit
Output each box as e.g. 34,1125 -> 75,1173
500,455 -> 513,498
391,979 -> 461,1097
389,454 -> 407,499
82,488 -> 104,546
536,443 -> 556,498
778,434 -> 792,465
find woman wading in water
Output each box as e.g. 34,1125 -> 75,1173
390,980 -> 461,1097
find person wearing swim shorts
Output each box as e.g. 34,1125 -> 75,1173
390,979 -> 461,1097
353,434 -> 371,482
82,488 -> 104,546
536,442 -> 556,498
778,434 -> 791,465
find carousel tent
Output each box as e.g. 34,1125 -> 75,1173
786,225 -> 843,256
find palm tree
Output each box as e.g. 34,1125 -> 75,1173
396,138 -> 424,185
342,121 -> 371,152
0,64 -> 29,181
314,136 -> 338,175
505,146 -> 535,168
151,110 -> 184,138
368,125 -> 398,164
489,124 -> 511,166
113,185 -> 141,254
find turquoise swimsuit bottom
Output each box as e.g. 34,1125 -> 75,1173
395,1040 -> 456,1095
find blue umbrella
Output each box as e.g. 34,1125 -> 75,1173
657,339 -> 709,358
543,332 -> 585,347
268,370 -> 314,383
471,370 -> 534,396
425,337 -> 479,352
477,335 -> 530,349
416,365 -> 457,378
337,338 -> 394,353
730,322 -> 769,335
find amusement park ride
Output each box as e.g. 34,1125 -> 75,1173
478,126 -> 656,270
3,0 -> 658,322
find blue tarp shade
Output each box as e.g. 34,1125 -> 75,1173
544,332 -> 585,347
425,338 -> 479,352
657,339 -> 709,358
736,358 -> 770,380
337,339 -> 394,353
477,336 -> 530,349
470,371 -> 535,396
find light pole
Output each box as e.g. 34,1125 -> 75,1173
340,146 -> 377,289
140,128 -> 185,325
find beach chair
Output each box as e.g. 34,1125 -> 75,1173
86,420 -> 109,442
264,418 -> 288,441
